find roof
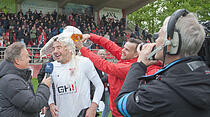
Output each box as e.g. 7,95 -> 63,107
17,0 -> 154,15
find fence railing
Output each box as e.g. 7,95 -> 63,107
0,47 -> 117,64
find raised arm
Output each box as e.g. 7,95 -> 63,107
88,33 -> 123,60
80,47 -> 132,79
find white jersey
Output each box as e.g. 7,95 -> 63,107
48,56 -> 104,117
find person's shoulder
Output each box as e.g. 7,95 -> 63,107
77,55 -> 89,61
77,56 -> 93,65
0,73 -> 23,85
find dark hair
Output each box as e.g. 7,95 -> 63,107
128,38 -> 143,52
4,42 -> 26,63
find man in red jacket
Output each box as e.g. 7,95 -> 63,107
75,33 -> 161,117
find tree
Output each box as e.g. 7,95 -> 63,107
129,0 -> 210,34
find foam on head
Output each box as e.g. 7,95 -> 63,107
40,26 -> 82,58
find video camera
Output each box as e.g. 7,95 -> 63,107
141,30 -> 157,43
198,21 -> 210,67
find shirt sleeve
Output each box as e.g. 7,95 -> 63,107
89,33 -> 122,60
85,58 -> 104,105
48,82 -> 55,105
80,47 -> 131,79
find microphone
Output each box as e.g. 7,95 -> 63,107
45,62 -> 54,78
147,40 -> 171,60
147,45 -> 163,60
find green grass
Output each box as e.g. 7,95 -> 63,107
32,78 -> 112,117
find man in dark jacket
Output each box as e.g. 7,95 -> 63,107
115,9 -> 210,117
0,42 -> 51,117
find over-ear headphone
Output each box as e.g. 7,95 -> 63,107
165,9 -> 189,55
147,9 -> 189,60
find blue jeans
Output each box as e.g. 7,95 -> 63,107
101,90 -> 110,117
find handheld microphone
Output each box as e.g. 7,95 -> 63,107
147,46 -> 163,60
147,40 -> 171,60
45,62 -> 54,78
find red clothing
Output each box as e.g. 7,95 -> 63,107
38,33 -> 47,45
3,32 -> 9,44
80,33 -> 162,116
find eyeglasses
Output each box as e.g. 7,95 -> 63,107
71,34 -> 83,42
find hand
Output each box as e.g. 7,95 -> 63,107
85,102 -> 97,117
49,103 -> 59,117
74,36 -> 84,50
41,76 -> 51,88
137,43 -> 158,66
82,34 -> 90,42
41,106 -> 48,115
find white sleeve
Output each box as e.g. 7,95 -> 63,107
85,59 -> 104,105
48,81 -> 54,105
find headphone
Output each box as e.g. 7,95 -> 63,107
165,9 -> 189,55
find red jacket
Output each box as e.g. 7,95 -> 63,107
80,33 -> 161,116
38,33 -> 47,45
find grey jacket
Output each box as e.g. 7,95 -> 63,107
0,60 -> 50,117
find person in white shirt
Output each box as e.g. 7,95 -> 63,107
40,26 -> 104,117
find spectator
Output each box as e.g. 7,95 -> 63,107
0,42 -> 51,117
0,8 -> 128,49
135,24 -> 140,37
2,30 -> 9,46
121,32 -> 127,47
16,27 -> 24,42
0,25 -> 5,36
59,26 -> 63,34
52,27 -> 58,36
0,36 -> 3,47
142,28 -> 148,42
2,15 -> 9,30
9,27 -> 16,44
104,32 -> 110,40
115,9 -> 210,117
116,34 -> 124,47
130,31 -> 136,38
30,25 -> 37,44
96,49 -> 111,117
52,10 -> 57,20
24,31 -> 30,46
75,33 -> 162,117
110,32 -> 115,42
46,28 -> 53,42
38,31 -> 47,48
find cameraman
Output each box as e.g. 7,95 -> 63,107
115,9 -> 210,117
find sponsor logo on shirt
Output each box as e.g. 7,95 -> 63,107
57,81 -> 77,95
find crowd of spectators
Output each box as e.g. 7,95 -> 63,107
0,9 -> 130,49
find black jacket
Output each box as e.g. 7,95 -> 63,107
0,60 -> 50,117
115,56 -> 210,117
